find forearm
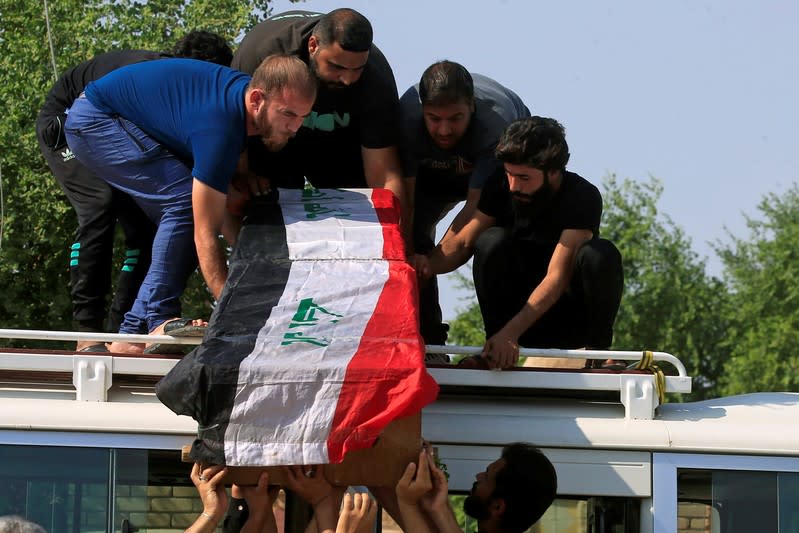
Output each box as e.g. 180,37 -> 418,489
504,274 -> 568,337
398,502 -> 435,533
195,229 -> 227,301
384,173 -> 412,248
312,496 -> 339,533
239,511 -> 275,533
185,512 -> 221,533
427,241 -> 472,276
429,504 -> 463,533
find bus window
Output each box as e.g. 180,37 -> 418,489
677,469 -> 799,533
0,445 -> 192,533
0,444 -> 110,532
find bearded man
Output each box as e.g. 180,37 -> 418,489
414,116 -> 624,369
231,9 -> 405,227
64,55 -> 316,353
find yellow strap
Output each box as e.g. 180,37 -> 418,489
633,350 -> 665,404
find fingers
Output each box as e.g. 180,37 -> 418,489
256,470 -> 270,489
397,461 -> 417,489
208,465 -> 228,485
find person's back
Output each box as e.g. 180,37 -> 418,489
36,31 -> 233,349
84,58 -> 249,191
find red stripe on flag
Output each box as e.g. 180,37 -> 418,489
370,188 -> 406,261
325,191 -> 438,463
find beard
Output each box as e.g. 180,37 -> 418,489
463,486 -> 491,521
512,177 -> 555,233
256,112 -> 291,152
309,55 -> 347,90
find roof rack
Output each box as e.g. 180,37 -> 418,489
0,329 -> 691,419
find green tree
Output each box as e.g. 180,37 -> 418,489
715,185 -> 799,394
446,175 -> 729,400
0,0 -> 288,344
602,175 -> 730,400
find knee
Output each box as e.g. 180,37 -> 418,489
576,238 -> 623,277
474,226 -> 512,260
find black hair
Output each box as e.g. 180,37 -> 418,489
418,60 -> 474,107
311,8 -> 373,52
493,443 -> 558,533
172,30 -> 233,67
495,116 -> 570,172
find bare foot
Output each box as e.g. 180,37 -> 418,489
108,341 -> 145,354
76,340 -> 100,351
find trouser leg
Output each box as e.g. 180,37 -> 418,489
473,227 -> 542,338
123,201 -> 197,333
474,227 -> 599,349
412,191 -> 458,346
37,119 -> 115,332
572,238 -> 624,349
106,190 -> 156,332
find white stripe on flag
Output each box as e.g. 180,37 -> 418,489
224,260 -> 390,466
280,188 -> 387,260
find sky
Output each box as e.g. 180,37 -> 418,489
267,0 -> 799,319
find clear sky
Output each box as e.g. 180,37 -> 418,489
267,0 -> 799,319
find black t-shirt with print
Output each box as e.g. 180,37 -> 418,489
232,11 -> 400,188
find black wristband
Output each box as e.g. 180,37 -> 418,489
222,497 -> 248,533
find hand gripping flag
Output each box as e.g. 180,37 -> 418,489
156,188 -> 439,467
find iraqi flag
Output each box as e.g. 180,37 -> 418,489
156,188 -> 439,467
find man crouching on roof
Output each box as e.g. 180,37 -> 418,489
64,54 -> 317,354
414,117 -> 624,370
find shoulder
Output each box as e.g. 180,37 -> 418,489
232,11 -> 320,70
360,44 -> 398,92
399,85 -> 421,116
472,74 -> 530,119
472,73 -> 530,135
562,171 -> 602,208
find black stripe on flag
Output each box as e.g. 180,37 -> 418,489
155,192 -> 290,465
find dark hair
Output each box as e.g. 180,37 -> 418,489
495,116 -> 570,172
418,60 -> 474,107
172,30 -> 233,67
493,443 -> 558,533
312,8 -> 373,52
249,54 -> 318,102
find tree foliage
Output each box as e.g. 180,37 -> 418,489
601,175 -> 730,400
715,185 -> 799,394
0,0 -> 283,341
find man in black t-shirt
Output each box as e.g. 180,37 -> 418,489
415,117 -> 623,369
231,9 -> 406,227
36,31 -> 232,351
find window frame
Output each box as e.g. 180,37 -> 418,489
652,452 -> 799,533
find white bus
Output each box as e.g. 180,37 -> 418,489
1,333 -> 798,532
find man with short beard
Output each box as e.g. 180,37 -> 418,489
64,55 -> 316,353
414,116 -> 623,369
399,60 -> 530,354
396,442 -> 557,533
231,9 -> 406,230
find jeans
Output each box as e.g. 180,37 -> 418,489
64,97 -> 198,334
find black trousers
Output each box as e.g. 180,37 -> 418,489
473,227 -> 623,349
37,114 -> 155,332
413,186 -> 463,346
